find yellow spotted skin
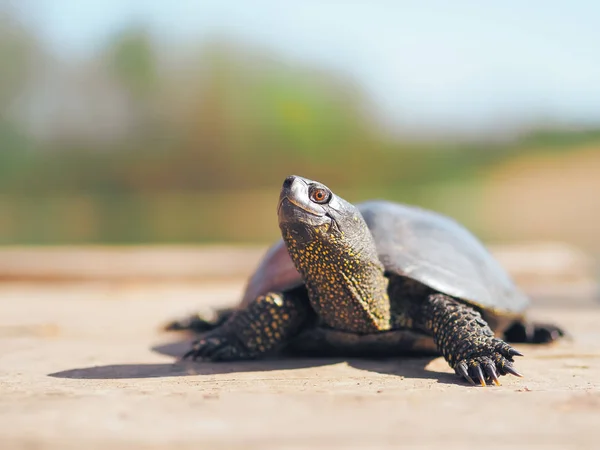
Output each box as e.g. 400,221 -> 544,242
282,224 -> 391,334
185,289 -> 312,361
234,291 -> 309,355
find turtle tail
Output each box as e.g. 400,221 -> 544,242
163,308 -> 236,334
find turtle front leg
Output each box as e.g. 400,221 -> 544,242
183,289 -> 312,361
418,293 -> 523,386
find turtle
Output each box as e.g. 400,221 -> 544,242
166,175 -> 564,386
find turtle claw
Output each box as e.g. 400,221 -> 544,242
182,348 -> 198,360
508,348 -> 524,357
183,333 -> 251,362
503,362 -> 523,378
483,363 -> 501,386
455,348 -> 522,386
473,365 -> 486,387
455,361 -> 476,385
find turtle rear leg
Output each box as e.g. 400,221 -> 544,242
183,288 -> 313,361
503,320 -> 565,344
164,308 -> 235,333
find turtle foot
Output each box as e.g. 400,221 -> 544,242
164,308 -> 236,333
504,321 -> 566,344
454,340 -> 523,386
183,332 -> 256,362
165,315 -> 219,333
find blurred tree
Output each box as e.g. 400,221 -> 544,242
104,27 -> 158,102
164,41 -> 383,190
0,18 -> 599,245
0,12 -> 41,109
0,11 -> 40,192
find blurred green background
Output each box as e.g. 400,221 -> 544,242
1,2 -> 599,250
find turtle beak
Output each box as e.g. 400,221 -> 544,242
278,175 -> 326,223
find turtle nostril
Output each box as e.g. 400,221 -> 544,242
282,176 -> 297,190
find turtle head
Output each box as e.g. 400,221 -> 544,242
277,175 -> 390,333
278,175 -> 361,246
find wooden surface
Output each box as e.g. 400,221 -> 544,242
1,276 -> 599,450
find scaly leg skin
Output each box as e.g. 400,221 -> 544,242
419,293 -> 523,386
183,289 -> 311,361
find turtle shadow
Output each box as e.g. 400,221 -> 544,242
346,358 -> 460,385
47,359 -> 341,379
153,338 -> 460,385
48,338 -> 459,385
48,338 -> 343,379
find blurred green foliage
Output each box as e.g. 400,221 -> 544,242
1,16 -> 599,245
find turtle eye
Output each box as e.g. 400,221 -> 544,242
310,187 -> 331,204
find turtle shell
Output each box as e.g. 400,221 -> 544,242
241,200 -> 529,314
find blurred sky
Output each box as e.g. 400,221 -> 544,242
10,0 -> 600,136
